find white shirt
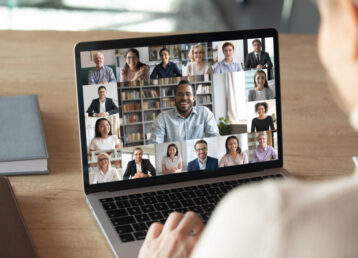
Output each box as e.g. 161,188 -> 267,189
99,99 -> 106,113
136,162 -> 142,173
191,109 -> 358,258
191,174 -> 358,258
92,167 -> 120,184
89,135 -> 120,151
162,156 -> 182,171
198,157 -> 207,170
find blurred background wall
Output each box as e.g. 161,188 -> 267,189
0,0 -> 319,33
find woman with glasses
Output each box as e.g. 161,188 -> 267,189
92,152 -> 120,184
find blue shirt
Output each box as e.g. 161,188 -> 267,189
213,59 -> 243,74
198,157 -> 207,170
149,106 -> 220,144
150,61 -> 182,79
88,65 -> 117,85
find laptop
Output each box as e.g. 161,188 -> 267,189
74,29 -> 287,257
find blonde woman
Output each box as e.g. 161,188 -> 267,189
183,44 -> 213,76
92,152 -> 120,184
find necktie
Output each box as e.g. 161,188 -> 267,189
256,53 -> 260,64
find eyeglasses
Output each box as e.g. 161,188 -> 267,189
98,158 -> 108,162
195,147 -> 207,152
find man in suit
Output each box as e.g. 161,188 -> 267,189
187,139 -> 218,172
86,85 -> 118,117
123,147 -> 156,180
244,39 -> 273,70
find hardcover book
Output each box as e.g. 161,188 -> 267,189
0,95 -> 49,175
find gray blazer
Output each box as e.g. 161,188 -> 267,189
248,88 -> 274,101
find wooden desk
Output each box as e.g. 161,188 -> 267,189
0,31 -> 357,257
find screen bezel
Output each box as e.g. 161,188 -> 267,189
74,29 -> 282,195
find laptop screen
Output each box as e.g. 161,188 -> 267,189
74,29 -> 282,193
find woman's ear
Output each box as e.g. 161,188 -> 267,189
339,0 -> 358,60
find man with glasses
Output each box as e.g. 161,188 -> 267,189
188,139 -> 218,171
88,52 -> 117,85
149,79 -> 219,144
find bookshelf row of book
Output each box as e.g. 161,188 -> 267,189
118,74 -> 211,88
121,90 -> 140,100
196,84 -> 212,94
123,114 -> 141,124
142,89 -> 159,98
196,95 -> 212,104
142,101 -> 160,110
144,112 -> 157,122
123,103 -> 141,112
127,132 -> 143,143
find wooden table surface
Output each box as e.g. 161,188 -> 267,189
1,31 -> 357,258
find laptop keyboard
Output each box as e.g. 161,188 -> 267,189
99,174 -> 283,243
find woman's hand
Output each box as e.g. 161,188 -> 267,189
138,211 -> 204,258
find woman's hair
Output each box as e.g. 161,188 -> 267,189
159,47 -> 170,56
132,147 -> 143,158
97,152 -> 112,170
166,143 -> 179,157
222,42 -> 235,51
189,44 -> 205,62
94,118 -> 112,138
124,48 -> 146,72
253,70 -> 269,89
225,135 -> 242,154
255,102 -> 268,113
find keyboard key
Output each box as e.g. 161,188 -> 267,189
154,203 -> 169,211
134,231 -> 147,240
111,216 -> 135,226
156,195 -> 170,203
116,200 -> 130,209
171,188 -> 184,193
193,197 -> 208,205
202,204 -> 215,212
119,233 -> 135,242
208,188 -> 222,195
133,222 -> 147,231
102,202 -> 116,211
184,186 -> 197,191
188,206 -> 203,214
160,219 -> 166,224
167,201 -> 182,209
142,204 -> 155,213
114,195 -> 128,201
143,197 -> 157,204
201,213 -> 211,222
180,199 -> 195,207
107,209 -> 128,218
143,191 -> 156,196
182,191 -> 196,199
116,225 -> 133,234
127,207 -> 142,215
149,212 -> 164,220
129,198 -> 144,206
100,197 -> 114,203
195,189 -> 209,197
169,193 -> 183,201
128,193 -> 143,199
206,195 -> 220,204
175,207 -> 188,213
135,214 -> 150,222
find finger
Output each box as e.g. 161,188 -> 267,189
176,211 -> 204,235
146,222 -> 164,240
162,212 -> 184,234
